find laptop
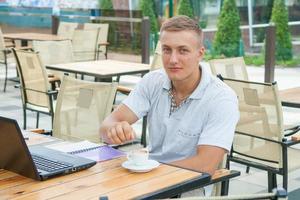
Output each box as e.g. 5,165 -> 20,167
0,116 -> 96,181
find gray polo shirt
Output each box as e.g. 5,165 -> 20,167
123,66 -> 239,163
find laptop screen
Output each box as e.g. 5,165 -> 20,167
0,116 -> 40,180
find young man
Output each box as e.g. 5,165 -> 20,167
100,15 -> 239,175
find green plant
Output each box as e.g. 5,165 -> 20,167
99,0 -> 116,50
203,52 -> 225,61
277,57 -> 300,67
243,54 -> 300,67
140,0 -> 159,34
177,0 -> 194,18
100,0 -> 113,9
213,0 -> 242,57
271,0 -> 293,61
199,16 -> 208,29
140,0 -> 159,52
244,55 -> 265,66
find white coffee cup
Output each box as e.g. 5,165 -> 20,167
127,149 -> 149,166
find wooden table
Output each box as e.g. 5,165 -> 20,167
279,87 -> 300,108
46,59 -> 150,82
0,133 -> 213,200
3,32 -> 67,46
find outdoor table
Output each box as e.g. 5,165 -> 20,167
279,87 -> 300,108
0,132 -> 213,200
46,59 -> 150,82
3,32 -> 68,46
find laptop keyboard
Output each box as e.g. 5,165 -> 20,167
31,154 -> 73,172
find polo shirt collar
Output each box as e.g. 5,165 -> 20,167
189,65 -> 211,99
162,65 -> 211,100
162,76 -> 171,90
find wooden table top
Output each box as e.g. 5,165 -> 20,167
3,32 -> 67,41
279,87 -> 300,108
0,132 -> 211,200
46,59 -> 150,78
0,158 -> 210,200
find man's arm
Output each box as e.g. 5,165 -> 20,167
100,104 -> 139,145
171,145 -> 226,175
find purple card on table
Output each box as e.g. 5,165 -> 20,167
74,145 -> 125,162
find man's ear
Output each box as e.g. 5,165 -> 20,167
198,46 -> 205,58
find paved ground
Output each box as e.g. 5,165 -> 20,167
1,54 -> 300,197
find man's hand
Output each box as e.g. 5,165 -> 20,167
106,121 -> 136,144
99,104 -> 139,145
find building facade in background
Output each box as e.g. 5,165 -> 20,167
0,0 -> 299,53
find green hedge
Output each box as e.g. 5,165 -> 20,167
271,0 -> 293,61
213,0 -> 242,57
177,0 -> 194,18
140,0 -> 158,34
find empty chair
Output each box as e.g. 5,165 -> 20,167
210,57 -> 300,176
32,40 -> 74,65
72,29 -> 99,62
209,57 -> 249,81
32,40 -> 74,80
12,49 -> 57,129
83,23 -> 109,59
52,76 -> 117,143
221,76 -> 300,192
57,21 -> 78,40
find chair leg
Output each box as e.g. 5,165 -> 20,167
226,157 -> 230,169
246,166 -> 250,173
141,116 -> 147,147
282,146 -> 288,191
221,158 -> 230,195
36,112 -> 39,128
283,174 -> 288,191
116,75 -> 120,82
103,47 -> 108,59
3,63 -> 8,92
268,171 -> 277,192
51,113 -> 54,129
23,108 -> 27,130
273,174 -> 277,189
221,180 -> 229,195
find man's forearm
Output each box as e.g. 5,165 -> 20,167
171,156 -> 216,175
171,145 -> 226,175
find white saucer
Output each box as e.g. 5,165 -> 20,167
121,160 -> 160,173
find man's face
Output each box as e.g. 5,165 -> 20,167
160,30 -> 205,82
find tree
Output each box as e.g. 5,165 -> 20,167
271,0 -> 293,61
140,0 -> 159,51
100,0 -> 114,16
140,0 -> 159,34
99,0 -> 115,48
213,0 -> 242,57
100,0 -> 113,10
255,0 -> 273,42
177,0 -> 194,18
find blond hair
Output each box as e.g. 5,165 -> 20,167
160,15 -> 203,45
